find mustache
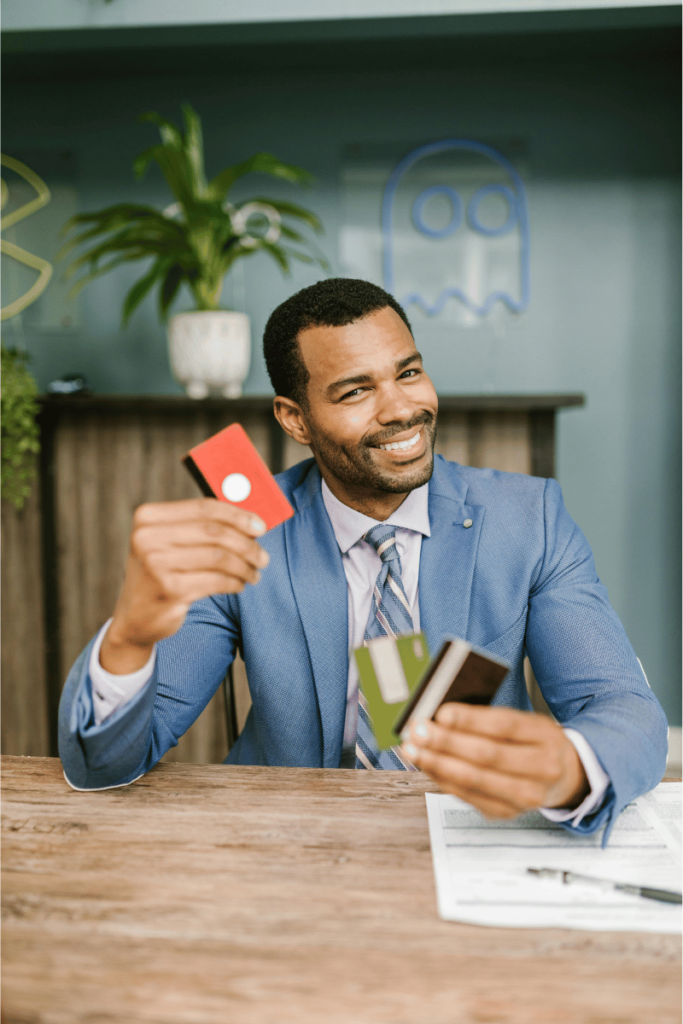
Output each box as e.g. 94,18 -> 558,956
363,411 -> 435,449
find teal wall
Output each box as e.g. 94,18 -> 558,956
3,29 -> 680,724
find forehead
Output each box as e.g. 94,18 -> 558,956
297,306 -> 417,388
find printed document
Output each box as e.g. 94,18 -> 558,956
426,782 -> 681,932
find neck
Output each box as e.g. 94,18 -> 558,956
319,469 -> 408,521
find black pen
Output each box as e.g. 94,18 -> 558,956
527,867 -> 682,904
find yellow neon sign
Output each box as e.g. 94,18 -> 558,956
1,154 -> 53,321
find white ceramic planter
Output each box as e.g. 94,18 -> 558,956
167,310 -> 251,399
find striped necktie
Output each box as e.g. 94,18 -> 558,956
355,524 -> 416,771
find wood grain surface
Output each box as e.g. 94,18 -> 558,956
2,756 -> 680,1024
1,490 -> 49,757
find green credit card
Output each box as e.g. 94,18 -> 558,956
354,633 -> 431,749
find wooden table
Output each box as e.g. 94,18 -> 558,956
2,757 -> 680,1024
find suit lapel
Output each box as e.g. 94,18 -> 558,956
284,464 -> 349,768
419,459 -> 485,653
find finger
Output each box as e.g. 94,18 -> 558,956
404,744 -> 548,814
430,779 -> 520,820
134,498 -> 266,537
409,719 -> 564,784
434,702 -> 558,745
405,746 -> 523,818
147,547 -> 263,586
133,522 -> 270,570
162,569 -> 254,602
457,793 -> 523,821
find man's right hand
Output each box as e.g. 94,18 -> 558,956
100,499 -> 269,675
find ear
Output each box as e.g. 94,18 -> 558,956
273,396 -> 313,446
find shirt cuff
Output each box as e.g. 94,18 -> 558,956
540,728 -> 611,828
89,618 -> 156,726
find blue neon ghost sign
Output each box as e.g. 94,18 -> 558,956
382,140 -> 530,317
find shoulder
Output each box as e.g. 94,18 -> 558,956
431,457 -> 578,554
274,457 -> 318,504
433,454 -> 550,510
434,458 -> 590,591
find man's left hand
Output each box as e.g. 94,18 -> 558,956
402,703 -> 589,819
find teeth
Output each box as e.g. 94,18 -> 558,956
378,429 -> 421,452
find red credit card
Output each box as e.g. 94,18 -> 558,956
182,423 -> 294,532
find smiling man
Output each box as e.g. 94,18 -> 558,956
59,278 -> 667,841
272,303 -> 437,514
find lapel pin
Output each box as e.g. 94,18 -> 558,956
463,519 -> 473,528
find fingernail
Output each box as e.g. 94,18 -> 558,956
258,550 -> 270,568
414,721 -> 429,739
251,518 -> 266,535
403,743 -> 419,759
252,570 -> 261,584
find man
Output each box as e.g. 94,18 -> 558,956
59,278 -> 667,842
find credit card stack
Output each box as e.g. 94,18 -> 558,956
394,639 -> 509,740
354,634 -> 509,750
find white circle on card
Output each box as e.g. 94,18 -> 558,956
221,472 -> 251,502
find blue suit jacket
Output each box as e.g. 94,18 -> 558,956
59,456 -> 667,841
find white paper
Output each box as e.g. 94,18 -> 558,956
425,782 -> 682,932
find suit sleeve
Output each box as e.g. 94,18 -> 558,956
525,478 -> 668,844
58,594 -> 239,790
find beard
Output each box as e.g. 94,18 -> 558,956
307,411 -> 437,496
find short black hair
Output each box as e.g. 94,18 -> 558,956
263,277 -> 413,407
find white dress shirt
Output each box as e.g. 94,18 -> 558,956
90,477 -> 609,825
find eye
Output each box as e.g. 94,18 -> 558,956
400,367 -> 421,380
340,387 -> 366,401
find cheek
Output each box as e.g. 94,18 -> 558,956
333,409 -> 366,436
422,380 -> 438,406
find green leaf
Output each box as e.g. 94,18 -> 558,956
181,103 -> 207,197
133,145 -> 164,181
158,262 -> 185,320
208,153 -> 313,202
278,224 -> 307,244
1,346 -> 40,509
68,255 -> 139,296
248,197 -> 323,232
147,148 -> 198,209
60,203 -> 172,237
134,107 -> 203,207
218,243 -> 256,279
121,260 -> 165,326
285,249 -> 315,264
65,234 -> 182,276
260,241 -> 291,275
58,207 -> 185,266
139,110 -> 184,149
219,234 -> 241,255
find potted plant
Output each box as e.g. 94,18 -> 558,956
1,345 -> 41,509
60,104 -> 328,397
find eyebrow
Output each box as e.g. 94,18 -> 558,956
326,352 -> 423,398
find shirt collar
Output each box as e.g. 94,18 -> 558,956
321,476 -> 431,554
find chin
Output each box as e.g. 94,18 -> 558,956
374,455 -> 435,493
311,425 -> 436,497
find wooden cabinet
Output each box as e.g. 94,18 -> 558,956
1,393 -> 582,761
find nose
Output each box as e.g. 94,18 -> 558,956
376,379 -> 415,426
